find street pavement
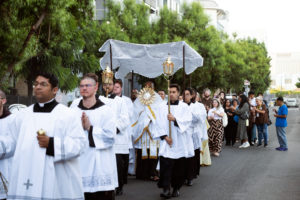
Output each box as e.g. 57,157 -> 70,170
118,107 -> 300,200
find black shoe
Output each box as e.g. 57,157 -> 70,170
160,188 -> 171,199
264,144 -> 268,147
172,189 -> 180,197
187,180 -> 193,186
257,144 -> 262,147
116,188 -> 123,196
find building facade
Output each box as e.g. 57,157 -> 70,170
94,0 -> 228,30
270,52 -> 300,91
197,0 -> 228,31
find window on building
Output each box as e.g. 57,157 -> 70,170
285,79 -> 292,84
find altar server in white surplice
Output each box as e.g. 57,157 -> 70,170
100,80 -> 130,196
155,84 -> 192,199
182,88 -> 196,187
0,90 -> 15,199
113,80 -> 135,179
1,73 -> 85,200
183,88 -> 207,187
193,96 -> 208,172
71,73 -> 117,200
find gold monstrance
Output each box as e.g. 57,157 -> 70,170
163,54 -> 174,139
138,87 -> 156,106
102,65 -> 114,97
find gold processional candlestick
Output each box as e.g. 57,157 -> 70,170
102,65 -> 114,97
163,54 -> 174,139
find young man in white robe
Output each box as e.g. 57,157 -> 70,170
155,84 -> 192,198
0,73 -> 85,200
71,78 -> 130,196
193,91 -> 208,171
71,73 -> 117,200
131,82 -> 162,181
100,80 -> 130,196
113,80 -> 134,184
0,90 -> 15,200
183,88 -> 207,186
182,88 -> 196,186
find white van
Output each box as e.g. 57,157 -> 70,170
286,98 -> 298,107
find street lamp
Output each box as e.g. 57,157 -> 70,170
102,64 -> 114,97
163,54 -> 174,139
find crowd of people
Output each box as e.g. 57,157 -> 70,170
0,72 -> 288,200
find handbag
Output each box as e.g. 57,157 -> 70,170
267,119 -> 272,126
240,111 -> 249,120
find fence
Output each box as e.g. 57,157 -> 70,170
6,95 -> 36,106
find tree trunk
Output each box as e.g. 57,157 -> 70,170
2,11 -> 47,82
26,78 -> 34,105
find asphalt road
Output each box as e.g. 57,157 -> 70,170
118,107 -> 300,200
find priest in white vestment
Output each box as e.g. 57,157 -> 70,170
71,73 -> 117,200
155,84 -> 192,198
131,82 -> 162,181
0,73 -> 85,200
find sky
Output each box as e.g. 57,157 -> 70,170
217,0 -> 300,54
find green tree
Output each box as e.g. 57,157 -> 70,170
97,0 -> 272,94
239,38 -> 271,93
153,3 -> 227,92
223,37 -> 248,92
296,78 -> 300,88
0,0 -> 100,97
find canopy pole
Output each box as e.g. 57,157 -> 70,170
189,74 -> 192,87
131,70 -> 134,97
183,45 -> 186,99
110,44 -> 113,71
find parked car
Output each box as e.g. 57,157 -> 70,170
286,98 -> 298,107
269,98 -> 277,107
8,104 -> 27,114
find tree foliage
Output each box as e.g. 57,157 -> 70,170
98,0 -> 271,94
296,78 -> 300,88
0,0 -> 100,96
0,0 -> 272,96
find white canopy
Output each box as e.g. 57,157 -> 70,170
99,39 -> 204,79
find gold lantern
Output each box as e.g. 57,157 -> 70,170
162,54 -> 174,139
163,55 -> 174,77
102,65 -> 114,97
